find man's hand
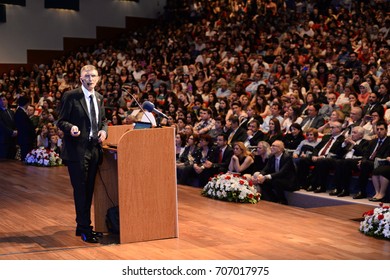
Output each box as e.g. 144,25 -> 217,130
98,130 -> 107,143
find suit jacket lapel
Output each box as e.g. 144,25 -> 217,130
77,88 -> 90,123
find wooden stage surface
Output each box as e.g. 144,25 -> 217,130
0,160 -> 389,260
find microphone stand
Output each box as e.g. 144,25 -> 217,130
121,87 -> 154,126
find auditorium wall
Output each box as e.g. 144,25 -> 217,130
0,0 -> 165,66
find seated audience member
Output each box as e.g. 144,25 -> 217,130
209,116 -> 225,142
317,109 -> 345,136
225,101 -> 248,125
318,92 -> 339,119
178,134 -> 213,186
252,140 -> 297,205
361,108 -> 385,140
341,106 -> 363,137
226,115 -> 248,146
228,141 -> 254,175
281,105 -> 303,133
263,118 -> 283,145
250,141 -> 271,177
292,128 -> 321,164
341,91 -> 361,117
363,92 -> 384,117
260,103 -> 284,133
177,134 -> 199,184
371,164 -> 390,202
296,121 -> 346,191
49,134 -> 61,155
176,117 -> 186,134
175,133 -> 187,160
283,123 -> 305,151
244,119 -> 264,148
240,104 -> 263,130
340,121 -> 390,199
193,107 -> 215,136
358,81 -> 372,106
328,126 -> 369,197
300,104 -> 325,132
252,93 -> 271,119
192,133 -> 233,187
177,134 -> 199,166
37,124 -> 49,148
109,114 -> 122,126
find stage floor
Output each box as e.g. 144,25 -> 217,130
0,161 -> 389,260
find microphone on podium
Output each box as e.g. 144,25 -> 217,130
142,101 -> 169,119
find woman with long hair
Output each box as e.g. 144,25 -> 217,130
282,105 -> 303,133
264,118 -> 283,145
253,94 -> 271,119
228,141 -> 254,175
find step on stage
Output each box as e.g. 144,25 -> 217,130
0,160 -> 389,260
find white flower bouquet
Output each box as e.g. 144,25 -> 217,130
360,203 -> 390,240
25,147 -> 63,167
202,173 -> 261,204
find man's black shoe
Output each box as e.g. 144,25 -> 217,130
353,192 -> 366,199
76,230 -> 103,238
329,189 -> 340,196
337,190 -> 349,197
81,233 -> 100,243
306,186 -> 315,192
313,186 -> 326,193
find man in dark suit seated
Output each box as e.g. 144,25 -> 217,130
244,119 -> 264,148
253,140 -> 296,205
300,104 -> 325,132
296,120 -> 346,192
362,92 -> 384,117
338,120 -> 390,199
194,133 -> 234,186
227,115 -> 248,146
328,126 -> 369,197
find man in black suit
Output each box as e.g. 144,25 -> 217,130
362,92 -> 384,116
244,119 -> 264,148
254,140 -> 296,204
328,126 -> 369,197
340,120 -> 390,199
300,104 -> 325,132
0,94 -> 17,160
196,133 -> 234,186
296,121 -> 346,192
14,96 -> 36,161
57,65 -> 108,243
227,115 -> 247,146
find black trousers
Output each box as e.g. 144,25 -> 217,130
261,178 -> 296,204
67,142 -> 100,233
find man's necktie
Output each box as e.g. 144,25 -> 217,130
89,95 -> 98,139
369,139 -> 382,160
320,137 -> 334,156
218,149 -> 223,163
275,157 -> 280,172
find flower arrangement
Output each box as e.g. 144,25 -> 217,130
360,203 -> 390,240
202,173 -> 261,204
25,147 -> 63,167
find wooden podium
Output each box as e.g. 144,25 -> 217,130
94,125 -> 178,243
